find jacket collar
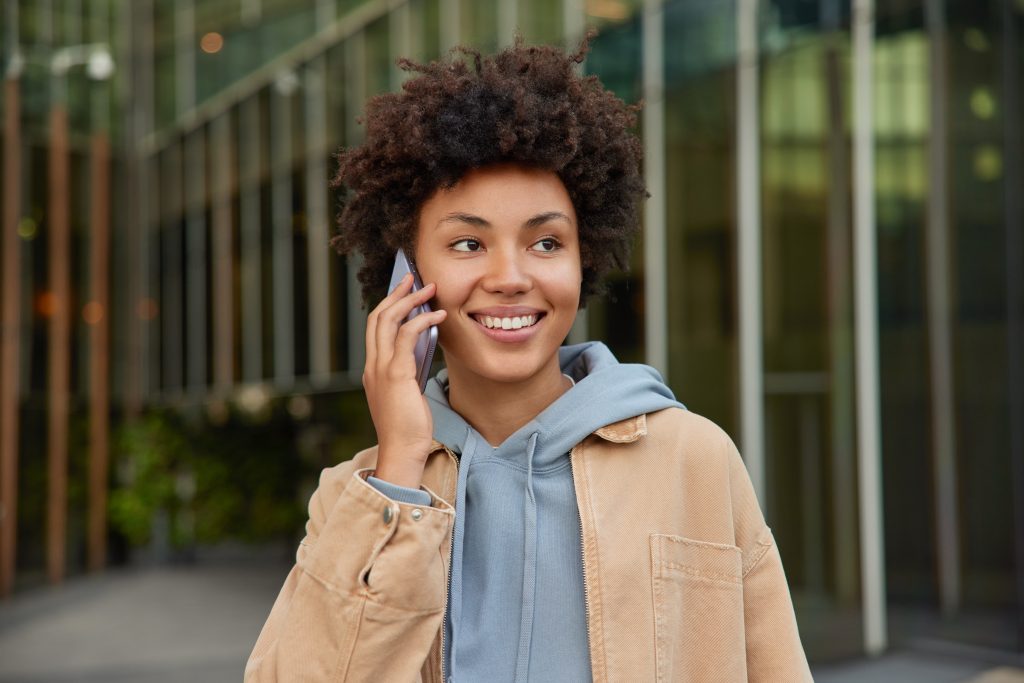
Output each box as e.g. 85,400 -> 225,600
593,414 -> 647,443
428,413 -> 648,457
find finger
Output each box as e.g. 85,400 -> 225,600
375,282 -> 437,362
366,273 -> 414,368
391,309 -> 446,376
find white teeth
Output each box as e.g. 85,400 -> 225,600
477,314 -> 538,330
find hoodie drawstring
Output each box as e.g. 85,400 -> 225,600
513,432 -> 540,683
448,426 -> 477,677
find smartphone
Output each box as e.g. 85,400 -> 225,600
387,248 -> 439,393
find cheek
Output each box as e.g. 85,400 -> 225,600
549,263 -> 583,301
427,275 -> 471,315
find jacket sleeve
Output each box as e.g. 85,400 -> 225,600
726,439 -> 814,682
244,458 -> 454,682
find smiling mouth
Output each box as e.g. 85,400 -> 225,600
471,313 -> 545,330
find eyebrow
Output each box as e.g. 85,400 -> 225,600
435,211 -> 572,230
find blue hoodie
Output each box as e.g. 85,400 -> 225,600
369,341 -> 683,682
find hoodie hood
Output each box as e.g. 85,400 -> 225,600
425,340 -> 683,461
425,341 -> 684,681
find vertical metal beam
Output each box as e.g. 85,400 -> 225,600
211,114 -> 234,393
737,0 -> 766,506
440,0 -> 460,52
563,0 -> 585,47
345,33 -> 367,377
642,0 -> 668,378
316,0 -> 334,30
271,84 -> 295,387
390,0 -> 413,89
565,0 -> 588,344
498,0 -> 517,46
176,0 -> 196,117
1,0 -> 23,597
47,102 -> 71,586
184,130 -> 208,392
305,58 -> 331,387
824,26 -> 858,606
852,0 -> 887,656
129,0 -> 157,409
121,0 -> 140,414
238,97 -> 263,382
241,0 -> 262,26
162,144 -> 185,393
925,0 -> 960,617
407,0 -> 425,63
1001,0 -> 1024,653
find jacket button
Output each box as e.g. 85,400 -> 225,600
383,506 -> 394,524
410,509 -> 423,522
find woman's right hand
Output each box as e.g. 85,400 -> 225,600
362,273 -> 447,489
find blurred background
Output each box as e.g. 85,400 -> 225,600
1,0 -> 1023,680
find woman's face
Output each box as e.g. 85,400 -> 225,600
413,163 -> 582,386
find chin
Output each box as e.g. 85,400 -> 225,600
444,347 -> 551,386
476,361 -> 544,385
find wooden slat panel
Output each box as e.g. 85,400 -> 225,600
87,132 -> 111,573
47,105 -> 71,586
1,77 -> 23,598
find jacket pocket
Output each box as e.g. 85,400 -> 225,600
650,534 -> 747,683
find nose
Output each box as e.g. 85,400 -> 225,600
480,248 -> 532,296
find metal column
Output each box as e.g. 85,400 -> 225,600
642,0 -> 668,379
184,130 -> 208,392
823,18 -> 859,606
1002,0 -> 1024,654
499,0 -> 517,46
211,113 -> 234,393
271,81 -> 296,387
852,0 -> 888,656
345,32 -> 367,378
238,97 -> 264,382
162,144 -> 185,394
925,0 -> 961,617
737,0 -> 766,505
440,0 -> 461,52
565,0 -> 589,343
305,57 -> 331,387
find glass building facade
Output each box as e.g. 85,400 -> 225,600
1,0 -> 1022,665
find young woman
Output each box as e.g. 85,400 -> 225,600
246,33 -> 811,682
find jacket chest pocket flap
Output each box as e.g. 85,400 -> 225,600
649,534 -> 747,682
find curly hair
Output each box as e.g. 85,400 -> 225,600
330,30 -> 647,307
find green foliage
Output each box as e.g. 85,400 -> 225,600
108,410 -> 192,547
109,404 -> 314,549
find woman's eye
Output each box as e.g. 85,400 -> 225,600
451,238 -> 482,252
532,238 -> 560,253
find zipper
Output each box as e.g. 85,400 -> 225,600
439,447 -> 459,683
439,445 -> 592,681
568,446 -> 594,673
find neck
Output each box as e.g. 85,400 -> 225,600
446,358 -> 572,447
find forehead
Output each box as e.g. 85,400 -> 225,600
419,163 -> 577,222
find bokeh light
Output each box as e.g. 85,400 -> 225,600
200,31 -> 224,54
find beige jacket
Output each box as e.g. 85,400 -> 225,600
245,407 -> 813,681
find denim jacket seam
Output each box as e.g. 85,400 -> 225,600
741,530 -> 773,579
